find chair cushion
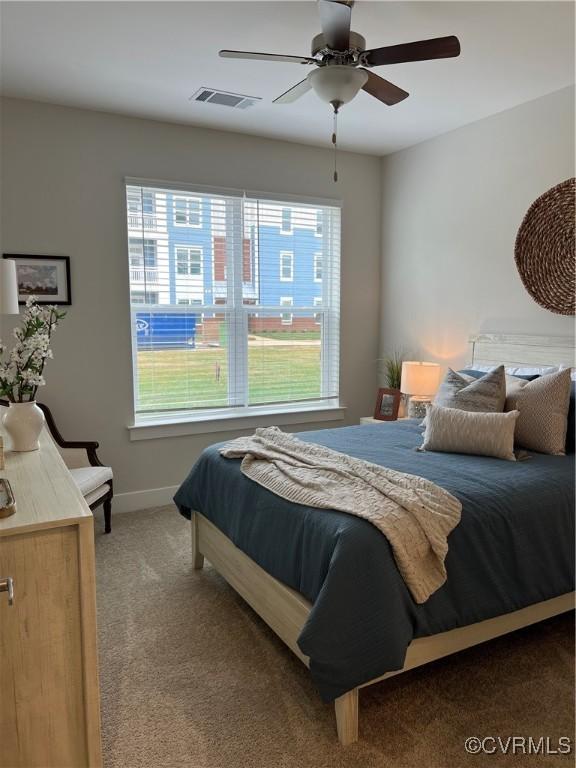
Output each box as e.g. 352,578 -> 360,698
84,486 -> 110,507
70,466 -> 113,497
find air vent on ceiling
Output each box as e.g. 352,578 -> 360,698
190,88 -> 262,110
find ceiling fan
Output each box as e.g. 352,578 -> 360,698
219,0 -> 461,111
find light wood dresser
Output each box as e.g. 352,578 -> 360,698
0,425 -> 102,767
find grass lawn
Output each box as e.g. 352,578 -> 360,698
137,343 -> 321,411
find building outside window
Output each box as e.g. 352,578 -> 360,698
280,207 -> 292,234
280,297 -> 293,325
126,181 -> 340,420
131,290 -> 159,304
176,246 -> 202,276
314,252 -> 323,282
174,196 -> 202,227
127,190 -> 156,229
279,251 -> 294,282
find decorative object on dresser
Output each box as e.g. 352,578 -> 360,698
3,253 -> 72,305
400,361 -> 441,418
0,478 -> 16,518
373,387 -> 401,421
0,258 -> 20,315
0,423 -> 102,766
514,177 -> 575,316
0,297 -> 65,451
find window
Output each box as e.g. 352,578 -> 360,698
127,190 -> 156,229
314,252 -> 323,282
129,238 -> 158,283
174,196 -> 202,227
280,297 -> 293,325
125,181 -> 341,420
129,238 -> 157,268
177,298 -> 203,306
315,209 -> 323,237
314,296 -> 322,323
280,251 -> 294,282
176,246 -> 202,276
280,207 -> 292,234
131,291 -> 159,304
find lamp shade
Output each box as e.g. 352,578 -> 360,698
400,361 -> 440,397
0,260 -> 19,315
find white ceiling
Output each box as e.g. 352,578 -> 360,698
1,1 -> 574,155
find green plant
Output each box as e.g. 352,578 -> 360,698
382,350 -> 403,390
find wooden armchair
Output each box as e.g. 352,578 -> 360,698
0,400 -> 113,533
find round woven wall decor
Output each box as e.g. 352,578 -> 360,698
514,177 -> 575,316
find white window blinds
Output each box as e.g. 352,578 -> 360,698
125,181 -> 341,419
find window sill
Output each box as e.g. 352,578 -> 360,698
127,402 -> 346,441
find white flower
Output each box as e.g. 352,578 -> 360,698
0,297 -> 65,400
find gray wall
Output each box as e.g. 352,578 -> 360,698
380,86 -> 575,375
0,98 -> 382,500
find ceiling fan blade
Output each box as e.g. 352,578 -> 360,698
361,70 -> 409,106
363,36 -> 461,67
219,50 -> 316,65
318,0 -> 353,51
273,78 -> 312,104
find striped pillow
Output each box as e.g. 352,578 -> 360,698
505,368 -> 572,455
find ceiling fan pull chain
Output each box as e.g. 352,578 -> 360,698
332,106 -> 338,183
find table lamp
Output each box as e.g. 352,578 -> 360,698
0,259 -> 19,315
401,361 -> 441,419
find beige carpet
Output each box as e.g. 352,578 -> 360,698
95,506 -> 574,768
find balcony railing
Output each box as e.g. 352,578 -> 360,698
130,268 -> 159,283
128,214 -> 158,230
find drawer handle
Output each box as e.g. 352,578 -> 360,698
0,577 -> 14,606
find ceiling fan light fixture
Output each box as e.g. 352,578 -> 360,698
307,65 -> 368,106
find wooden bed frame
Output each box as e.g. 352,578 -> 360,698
190,333 -> 575,744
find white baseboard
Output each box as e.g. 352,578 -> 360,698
113,484 -> 180,514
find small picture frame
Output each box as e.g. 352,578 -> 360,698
373,388 -> 401,421
3,254 -> 71,305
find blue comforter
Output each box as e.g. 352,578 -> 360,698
174,420 -> 575,701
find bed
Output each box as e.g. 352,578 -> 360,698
174,333 -> 575,744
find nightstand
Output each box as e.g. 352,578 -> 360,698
359,416 -> 407,425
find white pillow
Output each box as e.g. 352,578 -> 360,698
471,365 -> 558,376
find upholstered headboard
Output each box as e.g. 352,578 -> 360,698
469,333 -> 574,370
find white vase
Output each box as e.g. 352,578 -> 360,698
2,401 -> 45,452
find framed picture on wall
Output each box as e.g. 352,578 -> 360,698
2,255 -> 71,305
373,387 -> 401,421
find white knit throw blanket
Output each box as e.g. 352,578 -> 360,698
219,427 -> 462,604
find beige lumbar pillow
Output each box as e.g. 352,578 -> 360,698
505,368 -> 572,455
421,404 -> 519,461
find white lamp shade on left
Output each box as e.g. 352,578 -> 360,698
400,361 -> 441,397
0,259 -> 20,315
